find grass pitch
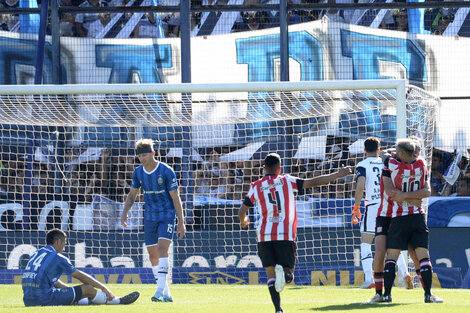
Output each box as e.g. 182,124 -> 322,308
0,284 -> 469,313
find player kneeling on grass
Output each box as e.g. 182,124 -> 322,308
22,229 -> 140,307
238,153 -> 352,313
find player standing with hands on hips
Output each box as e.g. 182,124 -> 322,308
121,139 -> 186,303
238,153 -> 352,313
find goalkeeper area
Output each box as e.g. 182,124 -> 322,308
0,79 -> 446,292
0,284 -> 469,312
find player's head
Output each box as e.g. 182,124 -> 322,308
135,139 -> 155,161
395,138 -> 415,162
46,228 -> 67,252
408,135 -> 422,159
264,153 -> 281,175
364,137 -> 380,154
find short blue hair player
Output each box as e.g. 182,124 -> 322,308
22,229 -> 139,306
121,139 -> 186,302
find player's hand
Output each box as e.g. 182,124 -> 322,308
351,203 -> 362,225
102,286 -> 115,301
177,221 -> 186,239
240,216 -> 249,229
338,165 -> 353,177
391,190 -> 406,202
120,214 -> 128,228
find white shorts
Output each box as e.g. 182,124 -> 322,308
360,203 -> 380,233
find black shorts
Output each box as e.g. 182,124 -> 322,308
386,214 -> 429,250
375,216 -> 391,236
257,240 -> 296,268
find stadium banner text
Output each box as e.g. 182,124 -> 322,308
0,228 -> 468,288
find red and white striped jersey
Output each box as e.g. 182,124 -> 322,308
377,157 -> 428,218
245,174 -> 302,242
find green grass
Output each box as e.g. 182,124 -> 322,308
1,284 -> 469,313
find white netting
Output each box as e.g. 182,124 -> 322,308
0,81 -> 438,286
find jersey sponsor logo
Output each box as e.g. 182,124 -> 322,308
267,216 -> 285,223
260,180 -> 284,191
143,190 -> 166,195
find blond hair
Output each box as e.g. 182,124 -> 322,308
135,138 -> 154,149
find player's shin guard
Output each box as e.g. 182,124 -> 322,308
383,259 -> 396,297
419,258 -> 433,296
267,278 -> 282,312
416,268 -> 425,288
91,291 -> 108,304
156,257 -> 169,294
360,243 -> 373,282
374,272 -> 384,295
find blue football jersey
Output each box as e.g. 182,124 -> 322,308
22,245 -> 76,306
131,161 -> 178,221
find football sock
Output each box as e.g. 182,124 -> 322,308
152,266 -> 159,283
163,284 -> 171,297
374,272 -> 384,295
416,268 -> 425,288
397,251 -> 410,278
267,278 -> 282,312
91,291 -> 108,304
156,257 -> 169,294
360,243 -> 373,282
77,298 -> 89,305
107,297 -> 120,305
383,259 -> 396,296
419,258 -> 433,296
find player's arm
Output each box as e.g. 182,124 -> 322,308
303,165 -> 353,189
392,180 -> 431,202
54,279 -> 69,288
71,269 -> 115,300
169,188 -> 186,239
121,187 -> 139,227
354,175 -> 365,207
238,203 -> 250,229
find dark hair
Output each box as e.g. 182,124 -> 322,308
396,139 -> 415,157
264,153 -> 281,170
46,228 -> 67,245
364,137 -> 380,153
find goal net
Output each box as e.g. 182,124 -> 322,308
0,80 -> 439,286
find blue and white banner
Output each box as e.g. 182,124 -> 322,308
0,19 -> 469,150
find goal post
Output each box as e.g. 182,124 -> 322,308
0,79 -> 438,286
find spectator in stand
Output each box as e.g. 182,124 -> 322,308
86,12 -> 111,38
75,0 -> 107,37
394,9 -> 409,32
0,1 -> 19,32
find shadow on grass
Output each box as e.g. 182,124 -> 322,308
308,302 -> 406,311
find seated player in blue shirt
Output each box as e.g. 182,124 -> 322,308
22,229 -> 140,307
121,138 -> 186,303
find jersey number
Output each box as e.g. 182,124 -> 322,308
267,191 -> 283,214
402,181 -> 421,192
373,167 -> 381,186
25,252 -> 47,272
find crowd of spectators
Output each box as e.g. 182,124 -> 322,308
0,0 -> 462,38
1,142 -> 469,230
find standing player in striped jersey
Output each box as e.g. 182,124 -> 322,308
22,229 -> 139,306
238,153 -> 352,313
379,139 -> 442,303
352,137 -> 385,289
121,139 -> 186,303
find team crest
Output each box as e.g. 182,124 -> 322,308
158,177 -> 164,185
377,226 -> 382,233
